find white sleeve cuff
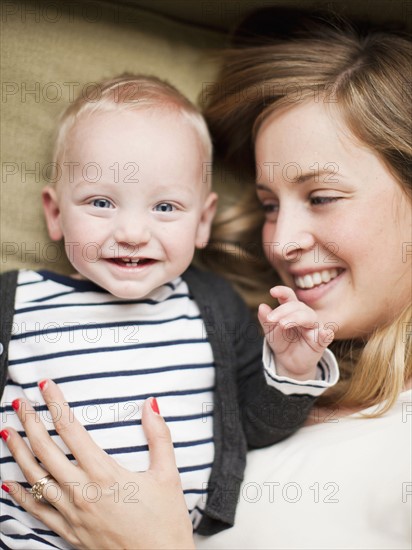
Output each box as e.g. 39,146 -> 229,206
262,339 -> 340,396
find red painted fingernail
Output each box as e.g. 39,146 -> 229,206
0,430 -> 9,442
1,483 -> 10,493
11,399 -> 20,412
150,397 -> 160,415
38,380 -> 48,391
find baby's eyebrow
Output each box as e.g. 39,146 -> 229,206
72,180 -> 115,189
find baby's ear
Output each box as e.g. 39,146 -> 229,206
195,192 -> 218,249
42,186 -> 63,241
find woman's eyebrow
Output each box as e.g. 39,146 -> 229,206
255,183 -> 273,192
295,169 -> 341,184
256,169 -> 342,189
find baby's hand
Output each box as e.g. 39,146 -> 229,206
258,286 -> 334,381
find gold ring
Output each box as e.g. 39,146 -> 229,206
29,474 -> 54,502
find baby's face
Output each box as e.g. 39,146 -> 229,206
43,110 -> 217,298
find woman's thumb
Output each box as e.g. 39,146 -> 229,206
141,398 -> 178,475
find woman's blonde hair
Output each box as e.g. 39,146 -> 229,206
203,21 -> 412,415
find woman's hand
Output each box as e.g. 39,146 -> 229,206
1,380 -> 195,549
258,286 -> 335,380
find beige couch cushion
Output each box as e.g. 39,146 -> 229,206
1,0 -> 409,274
1,0 -> 223,273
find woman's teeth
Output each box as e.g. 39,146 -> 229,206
294,269 -> 339,289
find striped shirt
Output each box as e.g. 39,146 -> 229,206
1,269 -> 215,548
0,269 -> 339,548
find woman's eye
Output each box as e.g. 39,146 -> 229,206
92,198 -> 113,209
262,203 -> 279,213
259,202 -> 279,222
310,196 -> 340,206
154,203 -> 174,213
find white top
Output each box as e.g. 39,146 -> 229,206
195,389 -> 412,550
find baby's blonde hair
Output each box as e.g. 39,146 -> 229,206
52,74 -> 212,183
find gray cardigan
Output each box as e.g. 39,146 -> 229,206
182,267 -> 316,535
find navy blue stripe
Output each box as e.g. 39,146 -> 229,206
8,338 -> 208,366
0,516 -> 53,537
265,368 -> 324,390
14,293 -> 192,315
3,440 -> 212,465
174,438 -> 213,448
13,412 -> 214,437
12,362 -> 214,390
17,279 -> 44,287
0,497 -> 26,513
29,290 -> 76,302
97,437 -> 213,456
178,462 -> 213,474
11,315 -> 202,340
0,533 -> 59,548
317,361 -> 326,381
2,386 -> 215,412
184,489 -> 207,495
193,505 -> 206,513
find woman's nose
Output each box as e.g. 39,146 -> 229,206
266,208 -> 315,263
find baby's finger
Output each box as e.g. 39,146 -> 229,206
258,303 -> 273,335
2,481 -> 80,548
266,301 -> 317,326
277,308 -> 318,329
269,286 -> 298,304
318,327 -> 335,347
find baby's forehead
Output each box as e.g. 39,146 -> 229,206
57,109 -> 210,191
65,108 -> 206,155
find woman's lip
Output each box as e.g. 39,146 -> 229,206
294,269 -> 345,304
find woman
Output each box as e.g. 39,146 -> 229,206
195,22 -> 412,548
1,18 -> 411,550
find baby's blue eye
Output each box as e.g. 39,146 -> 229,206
154,203 -> 174,213
92,198 -> 113,208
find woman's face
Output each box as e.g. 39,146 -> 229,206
255,101 -> 411,339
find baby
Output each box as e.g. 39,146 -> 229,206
0,75 -> 338,548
